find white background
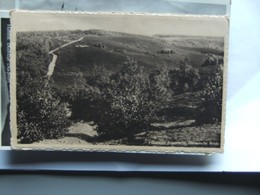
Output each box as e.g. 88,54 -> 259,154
0,0 -> 260,172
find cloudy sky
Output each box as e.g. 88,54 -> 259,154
11,11 -> 228,37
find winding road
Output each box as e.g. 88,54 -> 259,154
47,37 -> 84,77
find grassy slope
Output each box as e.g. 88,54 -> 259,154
43,31 -> 223,147
51,31 -> 223,88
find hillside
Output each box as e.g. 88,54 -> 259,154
16,29 -> 224,147
51,30 -> 223,88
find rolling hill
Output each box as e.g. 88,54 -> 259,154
51,29 -> 224,88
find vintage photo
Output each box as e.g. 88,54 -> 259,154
10,11 -> 228,153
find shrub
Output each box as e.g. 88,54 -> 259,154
68,85 -> 104,122
94,58 -> 173,140
17,78 -> 70,143
85,65 -> 111,89
59,67 -> 111,123
196,65 -> 223,124
16,32 -> 71,143
169,59 -> 200,93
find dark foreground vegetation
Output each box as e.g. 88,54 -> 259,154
16,30 -> 224,147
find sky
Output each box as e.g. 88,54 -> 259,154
11,11 -> 228,37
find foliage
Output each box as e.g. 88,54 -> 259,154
17,78 -> 71,143
58,67 -> 111,123
196,65 -> 223,124
93,58 -> 173,139
85,65 -> 112,90
64,58 -> 173,140
148,67 -> 173,108
169,58 -> 200,94
16,33 -> 71,143
16,30 -> 225,144
67,85 -> 104,122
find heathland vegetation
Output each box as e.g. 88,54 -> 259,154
16,30 -> 224,146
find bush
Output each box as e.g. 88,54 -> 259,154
196,65 -> 223,124
58,67 -> 111,123
68,85 -> 104,122
16,32 -> 72,143
85,65 -> 111,90
17,78 -> 71,143
94,58 -> 173,140
169,59 -> 200,93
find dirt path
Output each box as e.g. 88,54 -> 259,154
37,121 -> 97,145
37,120 -> 220,148
47,37 -> 85,77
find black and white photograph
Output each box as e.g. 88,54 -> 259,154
10,11 -> 228,153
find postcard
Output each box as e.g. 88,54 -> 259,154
10,11 -> 228,153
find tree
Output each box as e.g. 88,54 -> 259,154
16,32 -> 70,143
169,58 -> 200,94
148,68 -> 173,117
85,65 -> 111,90
196,65 -> 223,124
17,78 -> 71,143
68,84 -> 104,122
94,58 -> 173,140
